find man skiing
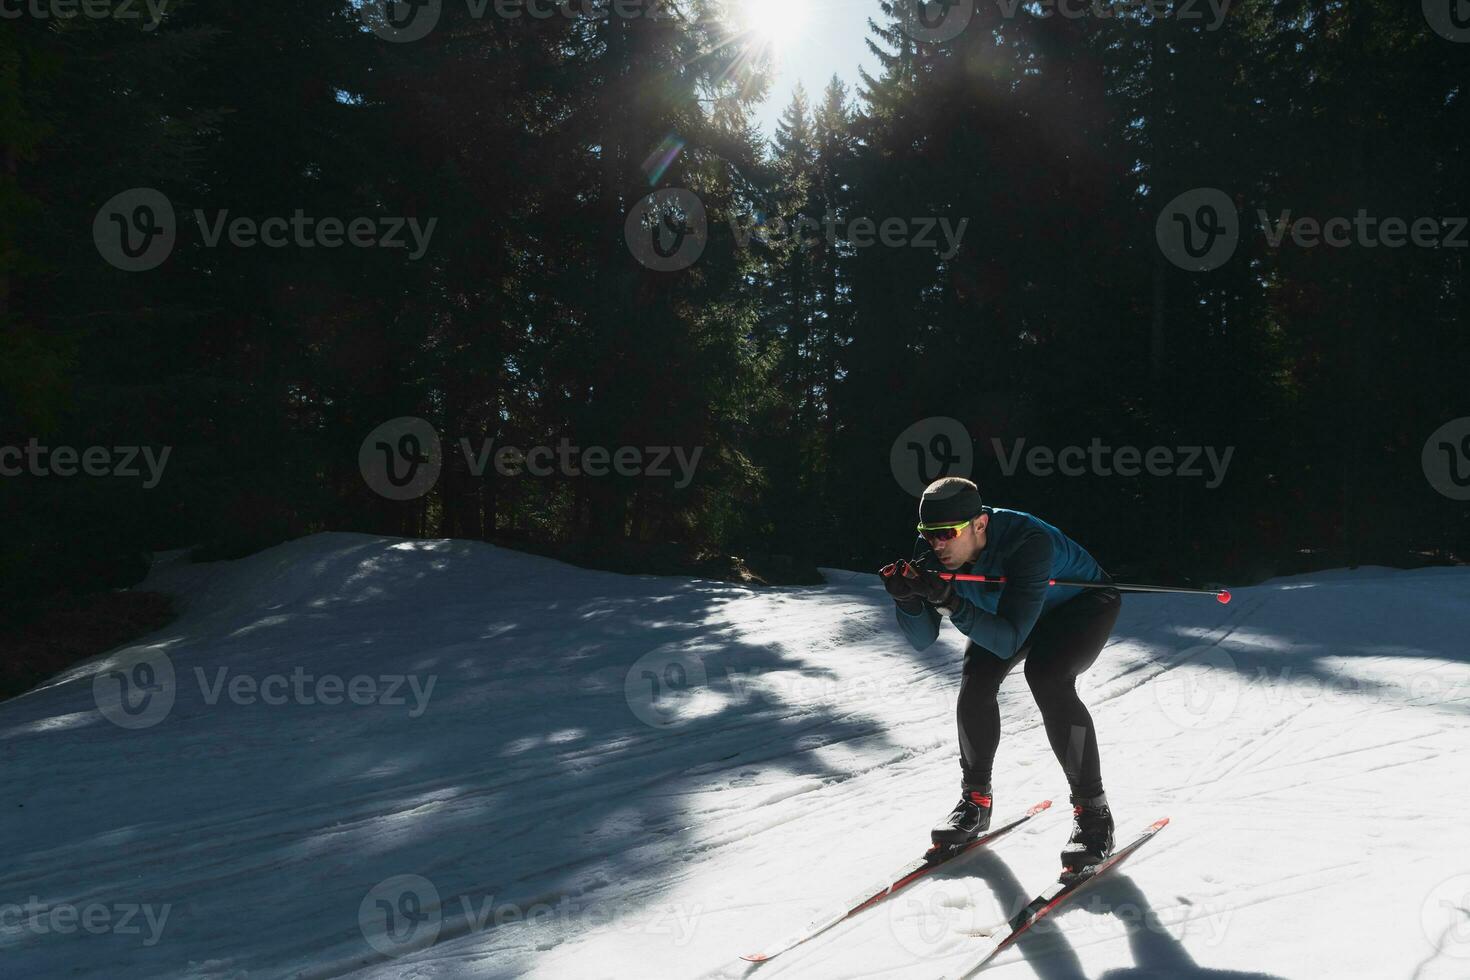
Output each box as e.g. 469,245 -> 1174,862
879,477 -> 1122,873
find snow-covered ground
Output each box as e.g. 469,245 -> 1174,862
3,533 -> 1469,979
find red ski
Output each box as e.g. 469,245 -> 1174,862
741,800 -> 1052,964
939,817 -> 1171,979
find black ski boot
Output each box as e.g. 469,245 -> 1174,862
1060,791 -> 1114,872
931,785 -> 993,847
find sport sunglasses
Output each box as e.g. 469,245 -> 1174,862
916,519 -> 972,543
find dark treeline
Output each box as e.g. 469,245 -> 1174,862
2,0 -> 1467,629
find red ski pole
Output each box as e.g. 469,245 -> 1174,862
936,572 -> 1232,604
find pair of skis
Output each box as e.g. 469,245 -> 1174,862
740,803 -> 1169,978
938,816 -> 1171,979
741,800 -> 1053,963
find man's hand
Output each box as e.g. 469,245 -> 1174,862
879,560 -> 924,612
880,560 -> 956,611
908,564 -> 956,607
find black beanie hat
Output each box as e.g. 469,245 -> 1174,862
918,478 -> 984,525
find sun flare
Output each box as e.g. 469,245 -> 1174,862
736,0 -> 810,51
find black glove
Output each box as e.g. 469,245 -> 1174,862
879,560 -> 924,613
908,564 -> 957,607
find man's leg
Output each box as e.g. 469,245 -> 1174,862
1021,588 -> 1122,797
957,642 -> 1024,789
933,643 -> 1023,845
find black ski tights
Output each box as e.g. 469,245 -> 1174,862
956,588 -> 1122,798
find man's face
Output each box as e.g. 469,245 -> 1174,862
929,513 -> 988,568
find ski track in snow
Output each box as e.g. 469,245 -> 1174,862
2,534 -> 1469,979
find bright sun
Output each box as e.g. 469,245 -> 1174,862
737,0 -> 809,50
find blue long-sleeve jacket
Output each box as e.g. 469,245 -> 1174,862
895,508 -> 1108,659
